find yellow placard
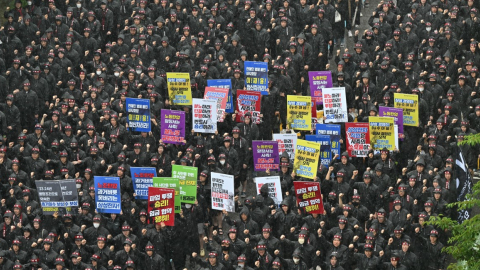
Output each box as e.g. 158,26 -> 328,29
167,73 -> 192,105
369,116 -> 395,150
287,96 -> 312,131
394,93 -> 418,126
293,139 -> 321,179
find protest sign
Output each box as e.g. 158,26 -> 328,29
252,141 -> 279,171
130,167 -> 157,200
193,98 -> 217,133
160,109 -> 185,145
255,176 -> 283,205
309,71 -> 333,106
147,187 -> 175,226
316,124 -> 341,158
244,61 -> 268,95
172,165 -> 197,203
236,90 -> 262,124
153,177 -> 181,213
322,87 -> 348,123
167,73 -> 192,105
287,95 -> 312,130
345,122 -> 370,157
293,139 -> 321,179
394,93 -> 419,126
208,79 -> 234,113
273,133 -> 297,163
204,87 -> 229,122
294,181 -> 324,214
379,106 -> 404,139
305,134 -> 331,168
211,172 -> 235,212
36,180 -> 78,215
94,176 -> 121,214
125,98 -> 151,132
369,116 -> 395,150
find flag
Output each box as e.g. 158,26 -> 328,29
455,147 -> 473,223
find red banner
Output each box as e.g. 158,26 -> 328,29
235,90 -> 262,124
345,122 -> 370,157
294,181 -> 324,214
147,187 -> 175,226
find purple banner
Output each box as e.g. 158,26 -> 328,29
309,71 -> 333,106
379,106 -> 403,138
161,109 -> 185,145
252,141 -> 279,172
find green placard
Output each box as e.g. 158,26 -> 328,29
152,177 -> 181,213
172,165 -> 197,204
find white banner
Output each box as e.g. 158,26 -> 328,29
255,176 -> 283,205
273,133 -> 297,163
322,87 -> 348,123
192,98 -> 217,133
211,172 -> 235,212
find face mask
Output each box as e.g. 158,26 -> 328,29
352,201 -> 360,206
222,246 -> 229,251
96,71 -> 102,75
419,87 -> 424,92
77,3 -> 81,8
136,69 -> 142,74
27,1 -> 32,5
426,27 -> 431,31
293,258 -> 300,264
114,72 -> 120,77
185,204 -> 192,209
220,160 -> 225,165
76,184 -> 82,189
238,265 -> 244,269
298,238 -> 305,245
93,223 -> 100,228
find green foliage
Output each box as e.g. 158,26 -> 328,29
427,181 -> 480,270
458,133 -> 480,147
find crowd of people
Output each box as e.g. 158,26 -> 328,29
0,0 -> 477,269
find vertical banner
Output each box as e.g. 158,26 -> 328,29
244,61 -> 268,95
147,187 -> 175,226
287,95 -> 312,130
125,98 -> 151,132
235,90 -> 262,124
273,133 -> 297,163
171,165 -> 197,203
252,141 -> 279,171
345,122 -> 370,157
305,135 -> 332,168
369,116 -> 395,150
153,177 -> 181,213
211,172 -> 235,212
130,167 -> 157,200
379,106 -> 404,139
167,73 -> 192,105
208,79 -> 234,113
192,98 -> 217,133
394,93 -> 419,127
309,71 -> 333,106
160,109 -> 185,145
204,87 -> 229,122
94,176 -> 121,214
294,181 -> 324,214
322,87 -> 348,123
293,139 -> 321,179
35,180 -> 78,215
316,124 -> 341,158
255,176 -> 283,205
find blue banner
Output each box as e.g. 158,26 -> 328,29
208,79 -> 234,113
244,61 -> 268,95
131,167 -> 157,200
316,124 -> 341,159
94,176 -> 121,214
126,98 -> 151,132
306,134 -> 332,168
